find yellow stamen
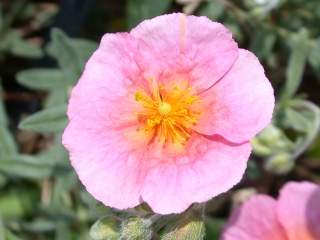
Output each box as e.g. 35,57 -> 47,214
134,80 -> 200,148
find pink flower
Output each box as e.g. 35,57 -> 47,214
222,181 -> 320,240
62,13 -> 274,214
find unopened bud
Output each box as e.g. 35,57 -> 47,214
258,125 -> 283,145
264,152 -> 294,175
90,216 -> 119,240
161,213 -> 205,240
120,217 -> 152,240
256,125 -> 293,152
251,138 -> 273,156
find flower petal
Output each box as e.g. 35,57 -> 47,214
195,49 -> 275,143
130,13 -> 238,91
62,119 -> 147,209
63,33 -> 146,210
141,136 -> 251,214
66,33 -> 144,129
277,181 -> 320,240
222,195 -> 287,240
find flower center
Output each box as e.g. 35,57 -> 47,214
134,81 -> 200,148
158,102 -> 172,116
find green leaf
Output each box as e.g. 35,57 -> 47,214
73,39 -> 97,66
309,38 -> 320,77
90,216 -> 120,240
38,140 -> 69,165
47,28 -> 82,83
199,1 -> 224,20
283,107 -> 312,133
55,222 -> 71,240
287,99 -> 320,160
0,155 -> 64,180
250,28 -> 276,60
8,31 -> 43,58
161,213 -> 205,240
47,28 -> 97,86
19,105 -> 67,133
0,80 -> 17,156
120,217 -> 152,240
45,90 -> 69,108
16,68 -> 67,90
21,219 -> 56,233
281,30 -> 310,101
0,127 -> 17,157
46,31 -> 97,87
127,0 -> 171,28
51,173 -> 77,208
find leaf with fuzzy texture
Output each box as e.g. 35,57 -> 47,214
17,69 -> 66,90
0,81 -> 17,156
0,155 -> 68,180
281,30 -> 310,101
7,31 -> 43,58
19,105 -> 67,133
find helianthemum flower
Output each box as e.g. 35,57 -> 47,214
222,181 -> 320,240
62,13 -> 274,214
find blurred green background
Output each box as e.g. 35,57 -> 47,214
0,0 -> 320,239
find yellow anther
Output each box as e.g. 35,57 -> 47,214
135,91 -> 147,102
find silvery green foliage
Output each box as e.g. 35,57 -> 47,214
0,1 -> 44,59
18,29 -> 97,132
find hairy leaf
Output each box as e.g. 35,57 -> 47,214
17,69 -> 66,90
19,105 -> 67,133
